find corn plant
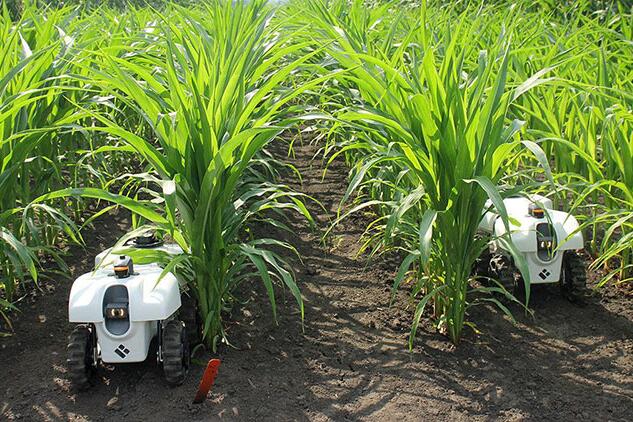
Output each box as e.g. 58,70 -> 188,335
298,0 -> 562,345
509,2 -> 633,282
38,0 -> 331,349
0,4 -> 85,325
570,104 -> 633,286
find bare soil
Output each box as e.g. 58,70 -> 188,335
1,143 -> 632,421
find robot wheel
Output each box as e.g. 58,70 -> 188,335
180,294 -> 203,347
163,320 -> 189,386
67,324 -> 96,390
561,251 -> 587,300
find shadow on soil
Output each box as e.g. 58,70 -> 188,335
228,224 -> 633,421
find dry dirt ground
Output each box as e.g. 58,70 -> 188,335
1,143 -> 632,421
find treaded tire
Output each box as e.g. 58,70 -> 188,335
561,251 -> 587,300
180,294 -> 202,347
163,320 -> 189,386
490,254 -> 526,301
473,247 -> 493,281
67,324 -> 95,390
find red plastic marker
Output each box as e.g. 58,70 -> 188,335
193,359 -> 221,404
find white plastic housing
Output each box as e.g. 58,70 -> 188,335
94,320 -> 157,363
479,194 -> 553,232
520,251 -> 564,284
68,264 -> 181,363
479,195 -> 584,284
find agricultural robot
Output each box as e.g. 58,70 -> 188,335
475,194 -> 587,298
66,234 -> 201,389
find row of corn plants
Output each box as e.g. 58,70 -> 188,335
0,3 -> 155,331
1,4 -> 84,329
2,0 -> 631,350
507,0 -> 633,283
283,0 -> 632,345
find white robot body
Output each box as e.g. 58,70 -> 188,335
67,235 -> 195,388
478,194 -> 584,285
68,264 -> 180,363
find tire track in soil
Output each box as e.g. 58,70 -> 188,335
1,142 -> 633,421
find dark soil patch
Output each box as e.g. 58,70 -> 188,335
1,142 -> 632,421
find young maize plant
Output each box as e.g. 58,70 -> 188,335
571,104 -> 633,286
38,0 -> 331,349
303,0 -> 558,345
0,5 -> 84,327
508,2 -> 633,284
595,103 -> 633,284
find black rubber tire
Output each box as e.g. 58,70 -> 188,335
474,248 -> 493,281
180,294 -> 202,347
561,251 -> 587,300
490,254 -> 525,300
67,324 -> 95,390
163,320 -> 189,386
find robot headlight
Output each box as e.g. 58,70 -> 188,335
105,303 -> 128,319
